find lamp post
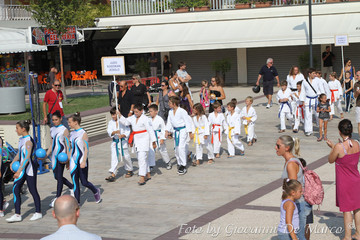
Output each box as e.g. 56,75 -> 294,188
309,0 -> 313,67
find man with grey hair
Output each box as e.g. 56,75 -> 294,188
256,58 -> 280,109
41,195 -> 101,240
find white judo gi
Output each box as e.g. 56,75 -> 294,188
292,90 -> 304,131
166,107 -> 193,167
240,106 -> 257,142
328,79 -> 343,116
192,115 -> 214,161
107,119 -> 132,174
225,111 -> 244,156
299,77 -> 325,134
148,115 -> 170,167
277,88 -> 293,130
208,111 -> 226,154
120,114 -> 156,177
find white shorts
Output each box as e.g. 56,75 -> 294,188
356,107 -> 360,123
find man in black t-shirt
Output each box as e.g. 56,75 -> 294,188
118,81 -> 134,117
256,58 -> 280,109
322,46 -> 335,81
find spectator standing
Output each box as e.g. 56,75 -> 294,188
322,46 -> 335,80
40,195 -> 102,240
327,119 -> 360,240
339,58 -> 356,82
169,73 -> 181,94
107,78 -> 120,107
131,74 -> 151,111
209,76 -> 226,113
118,81 -> 134,117
43,80 -> 69,129
256,58 -> 280,109
163,55 -> 172,78
176,62 -> 192,98
353,71 -> 360,139
156,80 -> 171,121
149,52 -> 158,77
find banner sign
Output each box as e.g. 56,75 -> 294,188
334,35 -> 349,46
31,27 -> 78,46
101,56 -> 126,76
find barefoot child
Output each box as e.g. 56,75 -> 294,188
148,104 -> 172,170
119,104 -> 157,185
225,101 -> 244,158
277,179 -> 302,240
208,102 -> 226,158
292,81 -> 304,133
240,96 -> 257,146
328,72 -> 344,120
166,96 -> 193,175
192,103 -> 214,165
316,93 -> 331,141
106,107 -> 133,182
199,80 -> 209,111
277,81 -> 293,133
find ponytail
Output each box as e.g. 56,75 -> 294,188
282,178 -> 302,200
70,112 -> 81,124
279,135 -> 300,156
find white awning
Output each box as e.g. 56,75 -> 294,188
0,27 -> 47,54
115,12 -> 360,54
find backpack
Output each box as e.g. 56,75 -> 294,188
288,159 -> 324,205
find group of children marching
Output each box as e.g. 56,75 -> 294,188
278,71 -> 344,141
106,94 -> 258,185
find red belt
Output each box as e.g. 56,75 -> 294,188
211,124 -> 221,144
128,130 -> 147,144
297,104 -> 304,119
330,89 -> 338,103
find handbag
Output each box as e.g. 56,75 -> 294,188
46,92 -> 59,124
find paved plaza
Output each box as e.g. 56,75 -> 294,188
0,86 -> 356,240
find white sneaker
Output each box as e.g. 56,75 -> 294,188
6,214 -> 22,223
29,212 -> 42,221
266,104 -> 270,109
49,198 -> 57,208
70,189 -> 74,197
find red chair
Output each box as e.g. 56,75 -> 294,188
71,71 -> 79,86
91,70 -> 98,84
84,71 -> 93,85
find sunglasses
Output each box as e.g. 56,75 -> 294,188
54,84 -> 61,87
276,144 -> 281,149
161,85 -> 166,87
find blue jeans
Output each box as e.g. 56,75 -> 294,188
277,231 -> 293,240
296,197 -> 312,240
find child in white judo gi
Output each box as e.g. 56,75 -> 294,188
225,101 -> 244,158
277,81 -> 293,133
240,96 -> 257,146
119,104 -> 157,186
292,81 -> 304,133
192,103 -> 214,165
165,96 -> 193,175
106,107 -> 133,182
148,104 -> 172,170
208,101 -> 226,158
328,72 -> 344,120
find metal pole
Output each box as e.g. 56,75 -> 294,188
309,0 -> 313,68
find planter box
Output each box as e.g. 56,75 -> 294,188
255,1 -> 272,7
175,7 -> 190,12
235,3 -> 251,8
194,6 -> 211,11
326,0 -> 342,2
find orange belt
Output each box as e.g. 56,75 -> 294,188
211,124 -> 221,144
128,130 -> 147,144
330,89 -> 338,103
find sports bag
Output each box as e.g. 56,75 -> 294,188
288,159 -> 324,205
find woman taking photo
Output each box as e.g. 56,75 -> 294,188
209,76 -> 226,113
275,135 -> 312,240
131,74 -> 152,111
327,119 -> 360,240
156,80 -> 171,121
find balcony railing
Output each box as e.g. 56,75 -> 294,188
0,5 -> 32,20
111,0 -> 326,16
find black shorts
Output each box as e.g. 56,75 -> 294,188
263,81 -> 274,95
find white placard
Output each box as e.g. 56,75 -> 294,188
334,35 -> 349,46
101,56 -> 126,76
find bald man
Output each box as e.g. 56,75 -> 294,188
41,195 -> 101,240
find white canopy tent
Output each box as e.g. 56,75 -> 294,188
115,12 -> 360,54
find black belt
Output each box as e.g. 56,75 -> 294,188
290,88 -> 297,92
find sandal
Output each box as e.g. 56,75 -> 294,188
293,129 -> 298,133
105,176 -> 115,182
228,155 -> 235,158
125,171 -> 133,178
324,136 -> 328,141
207,159 -> 214,164
278,130 -> 285,133
138,181 -> 146,186
192,161 -> 197,166
248,141 -> 253,146
239,151 -> 245,156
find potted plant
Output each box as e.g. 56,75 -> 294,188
171,0 -> 192,12
211,58 -> 232,84
235,0 -> 251,8
135,58 -> 150,78
193,0 -> 211,11
254,0 -> 272,8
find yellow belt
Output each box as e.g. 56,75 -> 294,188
194,127 -> 205,145
244,117 -> 252,135
228,127 -> 235,141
